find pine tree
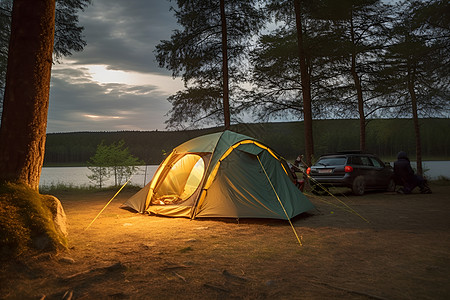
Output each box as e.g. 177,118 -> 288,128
0,0 -> 56,190
0,0 -> 90,118
155,0 -> 263,129
375,0 -> 449,175
248,0 -> 318,165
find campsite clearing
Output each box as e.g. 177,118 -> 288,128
1,184 -> 449,299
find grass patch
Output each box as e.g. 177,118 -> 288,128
39,182 -> 142,194
431,176 -> 450,186
0,182 -> 68,259
43,162 -> 87,167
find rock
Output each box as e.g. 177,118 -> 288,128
43,195 -> 68,237
59,256 -> 75,264
30,195 -> 68,251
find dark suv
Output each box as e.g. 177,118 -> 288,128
306,152 -> 395,195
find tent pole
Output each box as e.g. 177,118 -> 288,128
144,165 -> 147,187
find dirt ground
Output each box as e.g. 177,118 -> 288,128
1,184 -> 449,300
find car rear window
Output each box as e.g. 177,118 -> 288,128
316,157 -> 347,166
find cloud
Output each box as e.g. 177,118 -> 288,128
70,0 -> 178,74
47,0 -> 183,133
48,65 -> 178,133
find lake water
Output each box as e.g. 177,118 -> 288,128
403,161 -> 450,179
39,161 -> 450,189
40,165 -> 159,188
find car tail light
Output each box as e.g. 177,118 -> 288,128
306,167 -> 311,175
345,165 -> 353,173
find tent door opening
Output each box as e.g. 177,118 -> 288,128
152,153 -> 206,205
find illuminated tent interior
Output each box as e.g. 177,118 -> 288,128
123,131 -> 314,220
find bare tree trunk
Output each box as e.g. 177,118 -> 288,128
0,0 -> 56,190
294,0 -> 314,165
220,0 -> 231,130
350,12 -> 366,152
407,66 -> 423,175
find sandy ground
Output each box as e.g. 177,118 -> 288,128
1,184 -> 450,300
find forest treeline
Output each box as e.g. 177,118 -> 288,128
43,118 -> 450,166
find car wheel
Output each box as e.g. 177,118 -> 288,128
387,178 -> 395,192
352,176 -> 365,196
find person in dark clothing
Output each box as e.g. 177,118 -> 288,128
394,151 -> 432,194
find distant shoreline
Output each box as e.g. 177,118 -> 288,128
43,119 -> 450,166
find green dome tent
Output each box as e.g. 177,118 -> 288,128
124,130 -> 314,220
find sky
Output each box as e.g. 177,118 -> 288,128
47,0 -> 184,133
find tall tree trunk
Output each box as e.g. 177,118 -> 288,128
350,11 -> 366,152
407,64 -> 423,175
0,0 -> 56,190
294,0 -> 314,165
220,0 -> 231,130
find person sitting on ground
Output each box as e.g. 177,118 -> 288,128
394,151 -> 432,194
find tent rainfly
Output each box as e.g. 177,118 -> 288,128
123,130 -> 314,220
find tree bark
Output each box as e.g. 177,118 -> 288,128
407,64 -> 423,175
220,0 -> 231,130
294,0 -> 314,165
350,11 -> 366,152
0,0 -> 56,190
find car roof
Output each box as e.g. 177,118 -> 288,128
319,151 -> 377,158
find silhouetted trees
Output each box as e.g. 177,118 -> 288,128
374,0 -> 449,174
234,0 -> 448,164
155,0 -> 263,130
309,0 -> 390,152
293,0 -> 314,165
1,0 -> 447,184
42,119 -> 450,167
